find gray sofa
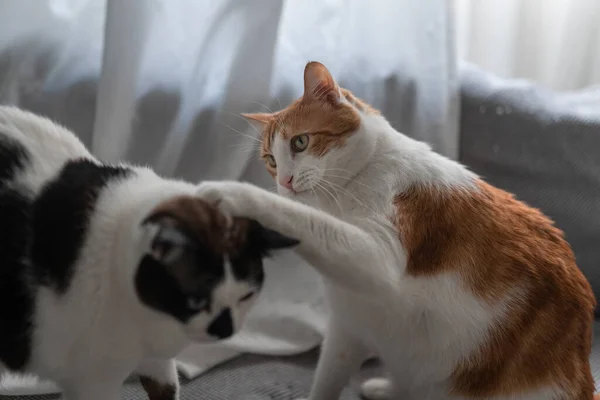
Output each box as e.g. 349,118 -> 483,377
8,64 -> 600,399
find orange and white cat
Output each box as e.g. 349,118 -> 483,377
196,62 -> 597,400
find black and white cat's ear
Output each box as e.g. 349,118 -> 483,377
260,226 -> 300,250
303,61 -> 341,104
246,219 -> 299,254
141,215 -> 191,265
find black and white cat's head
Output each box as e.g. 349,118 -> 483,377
134,195 -> 298,342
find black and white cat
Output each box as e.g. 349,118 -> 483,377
0,106 -> 299,400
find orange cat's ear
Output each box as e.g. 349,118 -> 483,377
303,61 -> 340,104
242,113 -> 273,129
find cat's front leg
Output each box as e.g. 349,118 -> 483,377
136,358 -> 179,400
298,322 -> 370,400
196,181 -> 399,295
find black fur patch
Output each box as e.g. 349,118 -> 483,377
0,188 -> 34,370
0,133 -> 33,370
0,132 -> 30,185
227,220 -> 285,285
135,254 -> 225,323
32,159 -> 132,293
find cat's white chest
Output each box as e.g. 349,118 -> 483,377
325,271 -> 505,390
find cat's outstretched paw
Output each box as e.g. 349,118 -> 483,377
360,378 -> 394,400
196,180 -> 254,225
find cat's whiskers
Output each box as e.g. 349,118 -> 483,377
228,141 -> 259,152
321,170 -> 385,208
247,101 -> 277,114
319,164 -> 388,187
227,145 -> 259,155
310,187 -> 325,210
304,166 -> 376,214
222,112 -> 264,137
326,180 -> 379,215
221,122 -> 263,144
312,180 -> 344,215
322,172 -> 379,192
310,168 -> 378,214
247,101 -> 286,133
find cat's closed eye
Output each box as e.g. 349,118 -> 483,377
238,292 -> 255,303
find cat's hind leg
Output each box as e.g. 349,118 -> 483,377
136,358 -> 179,400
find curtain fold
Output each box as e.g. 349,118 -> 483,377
92,0 -> 154,162
456,0 -> 600,91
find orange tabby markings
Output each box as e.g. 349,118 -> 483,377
245,63 -> 362,165
394,180 -> 596,398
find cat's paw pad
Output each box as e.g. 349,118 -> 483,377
360,378 -> 394,400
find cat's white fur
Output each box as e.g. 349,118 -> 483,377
0,107 -> 258,399
196,98 -> 563,399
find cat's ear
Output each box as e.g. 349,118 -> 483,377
141,214 -> 192,265
245,219 -> 299,254
242,112 -> 273,130
303,61 -> 341,104
260,226 -> 300,251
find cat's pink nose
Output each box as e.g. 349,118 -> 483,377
278,175 -> 294,191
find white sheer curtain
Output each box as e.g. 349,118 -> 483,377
0,0 -> 456,395
455,0 -> 600,91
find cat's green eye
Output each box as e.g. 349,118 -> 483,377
291,134 -> 309,152
264,154 -> 277,168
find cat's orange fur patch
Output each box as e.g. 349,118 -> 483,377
393,180 -> 596,398
260,95 -> 360,160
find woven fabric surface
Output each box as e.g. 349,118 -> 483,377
12,351 -> 382,400
10,321 -> 600,400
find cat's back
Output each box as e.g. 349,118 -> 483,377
0,106 -> 93,193
393,179 -> 593,304
0,107 -> 130,373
